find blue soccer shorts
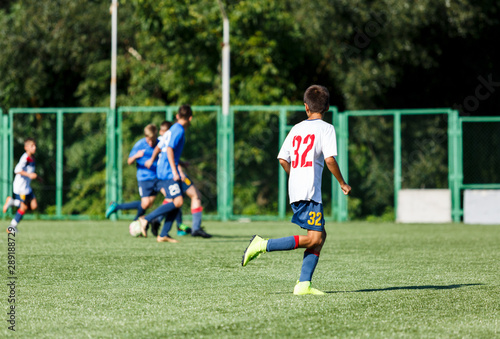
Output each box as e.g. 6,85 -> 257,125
14,191 -> 36,204
181,175 -> 193,192
138,179 -> 158,198
157,179 -> 183,199
290,200 -> 325,232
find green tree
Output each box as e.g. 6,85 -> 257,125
2,0 -> 499,218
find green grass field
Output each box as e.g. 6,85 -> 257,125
2,220 -> 499,338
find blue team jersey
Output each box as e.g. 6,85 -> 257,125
129,137 -> 158,181
157,123 -> 185,180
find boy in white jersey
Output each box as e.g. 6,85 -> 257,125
242,85 -> 351,295
4,138 -> 39,234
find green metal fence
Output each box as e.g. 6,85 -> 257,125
2,107 -> 113,220
460,116 -> 500,191
339,108 -> 462,221
1,106 -> 498,222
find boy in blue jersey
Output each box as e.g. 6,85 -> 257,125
105,124 -> 161,230
241,85 -> 351,295
155,121 -> 192,237
156,120 -> 211,238
131,105 -> 193,243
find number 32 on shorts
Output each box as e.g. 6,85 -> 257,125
307,212 -> 323,226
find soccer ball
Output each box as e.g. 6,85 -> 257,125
129,221 -> 142,237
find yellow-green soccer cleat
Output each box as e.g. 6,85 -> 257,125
293,281 -> 325,295
241,235 -> 268,266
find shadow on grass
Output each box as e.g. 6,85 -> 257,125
326,283 -> 484,294
270,284 -> 483,295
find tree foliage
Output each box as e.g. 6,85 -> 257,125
1,0 -> 499,218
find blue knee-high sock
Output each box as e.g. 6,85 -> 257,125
116,201 -> 141,211
176,209 -> 183,228
133,206 -> 146,220
10,210 -> 25,226
299,250 -> 320,282
191,207 -> 203,232
266,235 -> 299,252
159,210 -> 178,237
144,202 -> 176,223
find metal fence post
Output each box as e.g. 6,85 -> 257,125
217,107 -> 231,221
448,110 -> 462,222
278,108 -> 287,219
117,108 -> 123,215
393,112 -> 402,216
8,111 -> 14,212
56,110 -> 64,218
336,111 -> 349,222
106,107 -> 118,220
1,113 -> 9,216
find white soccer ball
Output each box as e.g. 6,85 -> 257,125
129,221 -> 142,237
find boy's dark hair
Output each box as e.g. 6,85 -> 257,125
178,105 -> 193,120
160,121 -> 172,130
25,137 -> 36,145
304,85 -> 330,114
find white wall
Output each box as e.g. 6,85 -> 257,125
464,190 -> 500,225
397,189 -> 452,223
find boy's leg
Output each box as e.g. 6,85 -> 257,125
242,235 -> 299,266
30,197 -> 38,211
3,196 -> 21,213
242,222 -> 326,293
185,185 -> 202,231
9,209 -> 25,227
294,230 -> 326,295
135,196 -> 156,220
106,200 -> 141,218
116,201 -> 142,211
298,230 -> 326,281
138,202 -> 177,236
175,209 -> 192,236
157,210 -> 179,243
137,179 -> 183,237
190,207 -> 211,237
7,203 -> 28,234
162,197 -> 189,235
6,193 -> 34,233
135,181 -> 158,220
183,181 -> 210,238
150,215 -> 164,237
175,206 -> 182,227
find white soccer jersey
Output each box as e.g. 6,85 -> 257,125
157,130 -> 171,153
277,119 -> 338,204
13,153 -> 36,195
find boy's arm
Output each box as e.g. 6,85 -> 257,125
145,145 -> 161,169
177,164 -> 187,181
279,158 -> 291,175
325,156 -> 351,195
167,147 -> 180,181
16,170 -> 37,180
127,149 -> 145,165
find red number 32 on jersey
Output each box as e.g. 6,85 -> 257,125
292,134 -> 315,168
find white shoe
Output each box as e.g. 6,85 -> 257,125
3,197 -> 13,213
7,225 -> 18,234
